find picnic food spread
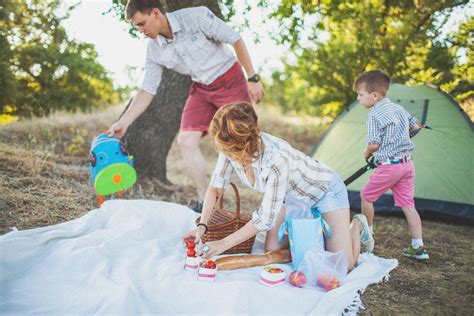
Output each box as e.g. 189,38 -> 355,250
183,243 -> 341,291
215,249 -> 291,270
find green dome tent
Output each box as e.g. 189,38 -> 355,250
310,83 -> 474,220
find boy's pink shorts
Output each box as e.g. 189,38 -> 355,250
361,160 -> 416,208
180,62 -> 251,134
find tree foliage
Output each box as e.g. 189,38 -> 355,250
264,0 -> 473,116
109,0 -> 235,35
0,0 -> 119,118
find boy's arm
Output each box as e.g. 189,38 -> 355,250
407,111 -> 424,137
365,115 -> 382,159
409,123 -> 425,138
364,143 -> 380,160
233,39 -> 265,103
410,122 -> 423,131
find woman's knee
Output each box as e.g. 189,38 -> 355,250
347,257 -> 356,271
323,209 -> 356,269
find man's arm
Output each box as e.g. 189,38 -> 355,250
193,7 -> 265,103
233,38 -> 265,103
108,90 -> 154,137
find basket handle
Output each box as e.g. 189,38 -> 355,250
217,182 -> 241,218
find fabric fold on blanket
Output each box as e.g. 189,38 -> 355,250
0,200 -> 397,315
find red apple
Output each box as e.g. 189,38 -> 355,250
201,260 -> 216,269
186,240 -> 195,250
317,275 -> 340,291
289,271 -> 307,288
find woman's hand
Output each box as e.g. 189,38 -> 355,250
182,228 -> 197,247
182,225 -> 207,248
198,239 -> 229,259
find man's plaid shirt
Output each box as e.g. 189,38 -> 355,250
141,6 -> 240,95
210,133 -> 334,231
366,98 -> 419,162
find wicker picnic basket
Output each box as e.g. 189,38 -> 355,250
196,182 -> 255,254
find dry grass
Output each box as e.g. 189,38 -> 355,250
0,104 -> 473,315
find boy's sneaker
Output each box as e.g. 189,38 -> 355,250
353,214 -> 374,253
403,246 -> 429,260
191,201 -> 203,213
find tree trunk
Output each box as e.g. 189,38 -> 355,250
164,0 -> 223,19
123,0 -> 221,183
123,69 -> 192,183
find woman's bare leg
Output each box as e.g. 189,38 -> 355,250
264,207 -> 362,270
264,205 -> 289,251
323,208 -> 361,271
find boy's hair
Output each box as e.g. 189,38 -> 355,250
125,0 -> 165,21
209,102 -> 261,164
353,70 -> 391,96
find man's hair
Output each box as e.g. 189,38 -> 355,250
353,70 -> 391,95
209,102 -> 262,164
125,0 -> 165,21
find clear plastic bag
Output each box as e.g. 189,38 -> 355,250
284,193 -> 313,220
278,193 -> 313,241
295,249 -> 348,291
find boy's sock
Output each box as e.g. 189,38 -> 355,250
369,225 -> 374,234
411,239 -> 424,249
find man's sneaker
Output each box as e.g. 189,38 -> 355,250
353,214 -> 374,253
191,201 -> 203,213
403,246 -> 429,260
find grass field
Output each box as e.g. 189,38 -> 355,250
1,105 -> 473,315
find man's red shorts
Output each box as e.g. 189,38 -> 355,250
180,62 -> 251,134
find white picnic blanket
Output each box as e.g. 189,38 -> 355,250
0,200 -> 397,315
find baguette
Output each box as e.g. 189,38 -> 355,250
215,249 -> 291,270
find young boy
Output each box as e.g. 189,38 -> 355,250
354,70 -> 429,260
108,1 -> 265,213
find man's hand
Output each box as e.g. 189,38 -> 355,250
108,121 -> 129,138
248,81 -> 265,103
232,38 -> 265,103
107,90 -> 154,138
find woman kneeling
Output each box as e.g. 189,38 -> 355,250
182,102 -> 372,271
